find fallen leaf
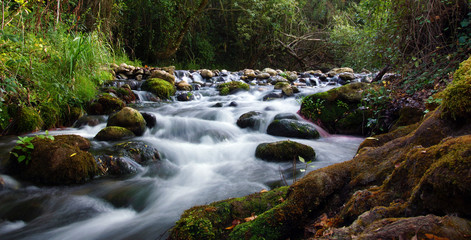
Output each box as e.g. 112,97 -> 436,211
278,197 -> 284,202
70,153 -> 77,157
244,213 -> 257,222
225,225 -> 236,230
225,219 -> 241,230
204,207 -> 217,212
260,189 -> 268,193
425,233 -> 449,240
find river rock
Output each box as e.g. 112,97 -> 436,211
237,111 -> 263,129
177,81 -> 192,91
256,72 -> 271,79
285,71 -> 298,82
255,140 -> 316,162
95,126 -> 135,141
274,113 -> 298,120
339,72 -> 356,81
262,92 -> 283,101
114,141 -> 161,165
7,135 -> 98,185
141,112 -> 157,128
200,69 -> 215,78
211,102 -> 224,108
88,94 -> 125,115
263,68 -> 278,76
95,155 -> 139,176
176,92 -> 195,101
267,119 -> 320,139
107,107 -> 147,136
217,81 -> 250,95
150,70 -> 175,85
141,78 -> 176,100
327,67 -> 354,77
244,69 -> 257,78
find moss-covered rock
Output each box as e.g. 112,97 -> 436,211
61,106 -> 84,127
13,107 -> 44,134
217,81 -> 250,95
266,119 -> 320,139
150,69 -> 176,85
88,93 -> 125,115
141,78 -> 176,100
39,103 -> 59,130
107,107 -> 147,136
7,135 -> 97,185
169,187 -> 289,240
300,82 -> 371,135
442,56 -> 471,122
255,140 -> 315,162
95,126 -> 135,141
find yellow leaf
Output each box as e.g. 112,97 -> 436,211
244,213 -> 257,222
260,189 -> 268,193
225,225 -> 235,230
70,153 -> 77,157
425,233 -> 449,240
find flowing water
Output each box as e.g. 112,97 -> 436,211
0,73 -> 364,240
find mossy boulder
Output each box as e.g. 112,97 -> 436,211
266,119 -> 320,139
169,187 -> 289,240
141,78 -> 176,100
236,111 -> 263,129
107,107 -> 147,136
39,103 -> 59,130
300,82 -> 371,135
255,140 -> 316,162
7,135 -> 97,185
61,106 -> 84,127
217,81 -> 250,95
95,126 -> 135,141
442,55 -> 471,122
88,93 -> 125,115
150,69 -> 176,85
12,107 -> 44,134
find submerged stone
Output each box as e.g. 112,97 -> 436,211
236,111 -> 263,129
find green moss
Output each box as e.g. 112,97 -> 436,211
95,126 -> 135,141
15,107 -> 44,134
255,140 -> 316,162
169,187 -> 288,240
442,56 -> 471,121
274,82 -> 290,89
39,103 -> 59,130
218,81 -> 250,96
141,78 -> 176,100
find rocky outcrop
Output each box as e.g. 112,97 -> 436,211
267,119 -> 320,139
255,140 -> 315,162
7,135 -> 97,185
168,57 -> 471,239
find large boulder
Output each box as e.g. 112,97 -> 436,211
7,135 -> 97,185
200,69 -> 215,78
141,78 -> 176,100
255,140 -> 316,162
95,126 -> 135,141
267,119 -> 320,139
236,111 -> 263,129
107,107 -> 147,136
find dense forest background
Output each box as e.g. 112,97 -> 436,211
0,0 -> 470,133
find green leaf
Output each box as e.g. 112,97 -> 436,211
10,152 -> 18,157
300,169 -> 306,172
298,156 -> 305,163
18,155 -> 26,163
26,143 -> 34,149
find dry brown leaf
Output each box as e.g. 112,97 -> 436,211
425,233 -> 449,240
244,213 -> 257,222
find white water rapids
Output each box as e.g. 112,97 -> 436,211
0,84 -> 363,240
